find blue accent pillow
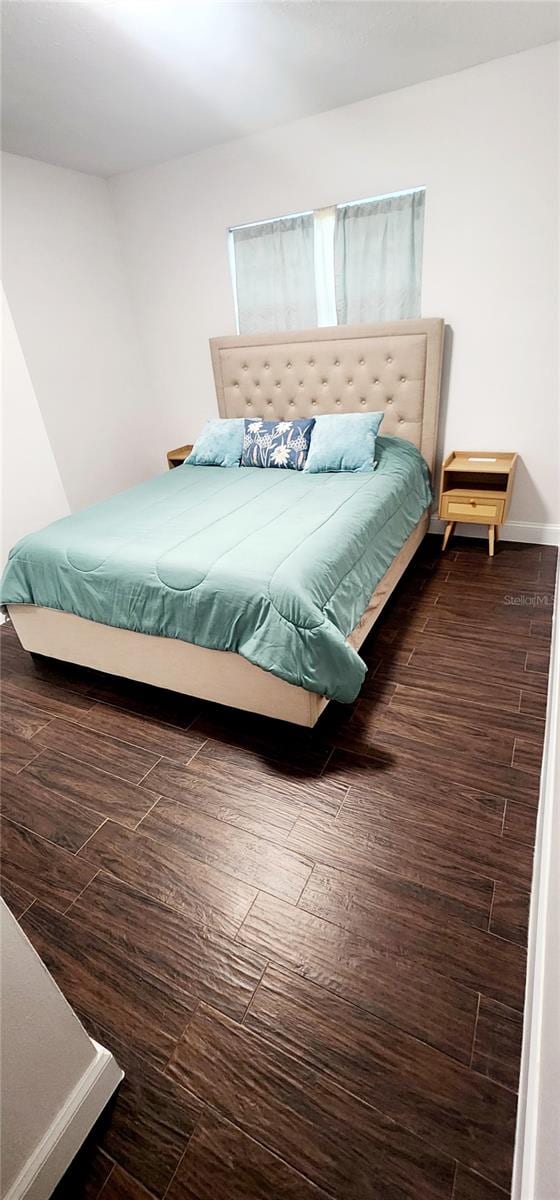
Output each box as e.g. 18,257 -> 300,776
185,419 -> 244,467
241,418 -> 315,469
304,412 -> 384,473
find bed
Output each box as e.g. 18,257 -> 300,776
3,319 -> 444,726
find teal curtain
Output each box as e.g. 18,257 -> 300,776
335,190 -> 425,325
233,214 -> 317,334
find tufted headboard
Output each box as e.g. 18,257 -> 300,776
210,318 -> 444,474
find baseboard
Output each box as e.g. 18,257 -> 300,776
429,517 -> 560,546
4,1041 -> 123,1200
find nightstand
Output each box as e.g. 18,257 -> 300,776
439,451 -> 518,556
167,444 -> 193,469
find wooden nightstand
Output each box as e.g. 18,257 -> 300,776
167,444 -> 193,469
439,451 -> 518,556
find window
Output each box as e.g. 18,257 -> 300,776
229,187 -> 425,334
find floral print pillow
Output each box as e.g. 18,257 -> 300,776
241,418 -> 315,469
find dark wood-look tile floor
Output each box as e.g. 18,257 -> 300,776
0,537 -> 556,1200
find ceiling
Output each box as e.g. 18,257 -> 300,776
2,0 -> 559,178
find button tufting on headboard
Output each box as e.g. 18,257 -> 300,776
211,319 -> 444,473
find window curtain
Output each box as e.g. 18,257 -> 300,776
334,190 -> 425,325
232,213 -> 317,334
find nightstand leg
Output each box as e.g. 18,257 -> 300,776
488,525 -> 495,557
442,521 -> 455,552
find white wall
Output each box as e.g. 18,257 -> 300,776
1,153 -> 154,514
1,902 -> 94,1196
110,43 -> 559,534
513,555 -> 560,1199
1,288 -> 70,564
0,902 -> 122,1200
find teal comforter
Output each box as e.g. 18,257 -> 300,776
1,437 -> 431,703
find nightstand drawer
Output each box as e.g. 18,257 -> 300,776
441,495 -> 504,522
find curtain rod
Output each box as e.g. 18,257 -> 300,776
229,186 -> 425,233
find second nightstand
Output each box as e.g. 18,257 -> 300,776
167,444 -> 193,469
439,451 -> 518,556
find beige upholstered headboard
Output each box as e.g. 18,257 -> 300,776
210,318 -> 444,473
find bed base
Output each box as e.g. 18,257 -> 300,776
7,513 -> 428,728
